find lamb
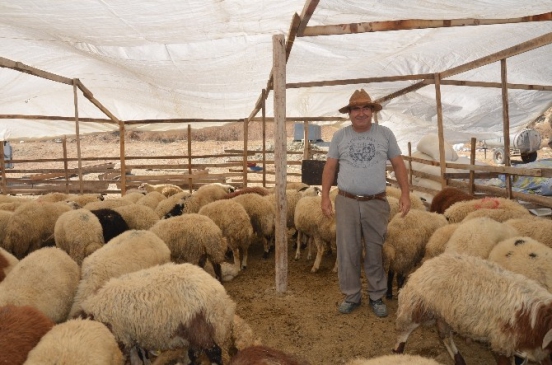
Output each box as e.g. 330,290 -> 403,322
135,190 -> 167,210
294,194 -> 337,273
345,354 -> 444,365
3,200 -> 76,259
181,183 -> 237,214
139,182 -> 184,197
68,229 -> 171,318
504,217 -> 552,248
228,345 -> 310,365
83,198 -> 132,210
0,246 -> 18,282
443,196 -> 529,223
112,203 -> 160,230
394,252 -> 552,364
198,199 -> 253,271
24,318 -> 124,365
120,191 -> 146,204
429,186 -> 476,214
444,216 -> 519,259
232,192 -> 275,259
488,236 -> 552,291
78,262 -> 236,365
154,191 -> 192,218
149,214 -> 227,282
223,186 -> 271,198
89,208 -> 130,243
0,247 -> 80,323
383,210 -> 448,299
0,304 -> 55,365
54,208 -> 105,265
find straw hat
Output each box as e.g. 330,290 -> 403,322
338,89 -> 382,114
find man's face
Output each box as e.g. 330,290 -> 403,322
349,105 -> 373,129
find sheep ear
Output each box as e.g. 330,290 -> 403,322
543,329 -> 552,350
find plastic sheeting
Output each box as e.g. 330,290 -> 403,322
0,1 -> 551,151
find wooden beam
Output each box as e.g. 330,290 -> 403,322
301,12 -> 552,37
0,56 -> 73,84
273,34 -> 288,293
296,0 -> 320,36
440,32 -> 552,79
375,80 -> 430,104
285,13 -> 302,61
0,115 -> 116,123
286,73 -> 434,89
74,79 -> 121,123
437,80 -> 552,91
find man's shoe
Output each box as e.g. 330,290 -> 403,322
338,301 -> 360,314
369,298 -> 388,318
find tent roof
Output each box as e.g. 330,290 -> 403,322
1,1 -> 551,150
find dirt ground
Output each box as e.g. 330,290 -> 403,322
7,120 -> 552,364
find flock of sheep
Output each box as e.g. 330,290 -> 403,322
1,180 -> 552,365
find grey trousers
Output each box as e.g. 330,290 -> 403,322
335,194 -> 390,303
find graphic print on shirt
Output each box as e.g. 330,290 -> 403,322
347,135 -> 379,168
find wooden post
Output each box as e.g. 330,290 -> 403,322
73,81 -> 84,194
0,141 -> 6,194
262,89 -> 267,187
62,136 -> 69,194
119,121 -> 126,196
407,142 -> 413,188
273,34 -> 288,293
469,137 -> 476,195
501,59 -> 513,199
434,73 -> 447,188
243,118 -> 249,187
302,121 -> 309,160
187,125 -> 193,192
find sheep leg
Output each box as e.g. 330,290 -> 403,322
306,236 -> 314,260
294,231 -> 303,260
436,319 -> 465,365
262,236 -> 270,259
212,262 -> 223,283
241,246 -> 249,270
386,270 -> 395,299
232,247 -> 242,271
393,321 -> 419,353
310,236 -> 325,273
397,274 -> 406,290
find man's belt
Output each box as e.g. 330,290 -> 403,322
338,189 -> 387,202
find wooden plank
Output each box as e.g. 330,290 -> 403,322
0,56 -> 73,84
286,73 -> 433,89
296,0 -> 319,36
301,12 -> 552,37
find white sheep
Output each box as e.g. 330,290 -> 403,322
120,191 -> 146,204
488,236 -> 552,291
383,210 -> 448,299
3,201 -> 76,259
198,199 -> 254,271
386,186 -> 426,211
443,196 -> 529,223
0,246 -> 18,282
394,252 -> 552,364
83,198 -> 132,211
135,190 -> 167,210
345,354 -> 444,365
181,183 -> 237,214
504,217 -> 552,248
444,216 -> 519,259
69,229 -> 171,318
462,207 -> 532,222
139,182 -> 184,197
231,193 -> 275,259
149,214 -> 228,282
294,194 -> 337,273
54,208 -> 105,265
154,191 -> 192,218
0,247 -> 80,323
79,262 -> 236,364
24,318 -> 124,365
421,223 -> 459,262
112,203 -> 160,230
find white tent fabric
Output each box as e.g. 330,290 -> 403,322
0,1 -> 551,151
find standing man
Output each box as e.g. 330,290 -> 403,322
321,89 -> 410,317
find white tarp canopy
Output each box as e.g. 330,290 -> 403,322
1,1 -> 551,151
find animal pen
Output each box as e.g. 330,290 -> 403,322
1,2 -> 552,292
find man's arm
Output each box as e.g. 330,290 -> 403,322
321,157 -> 338,217
389,155 -> 411,217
